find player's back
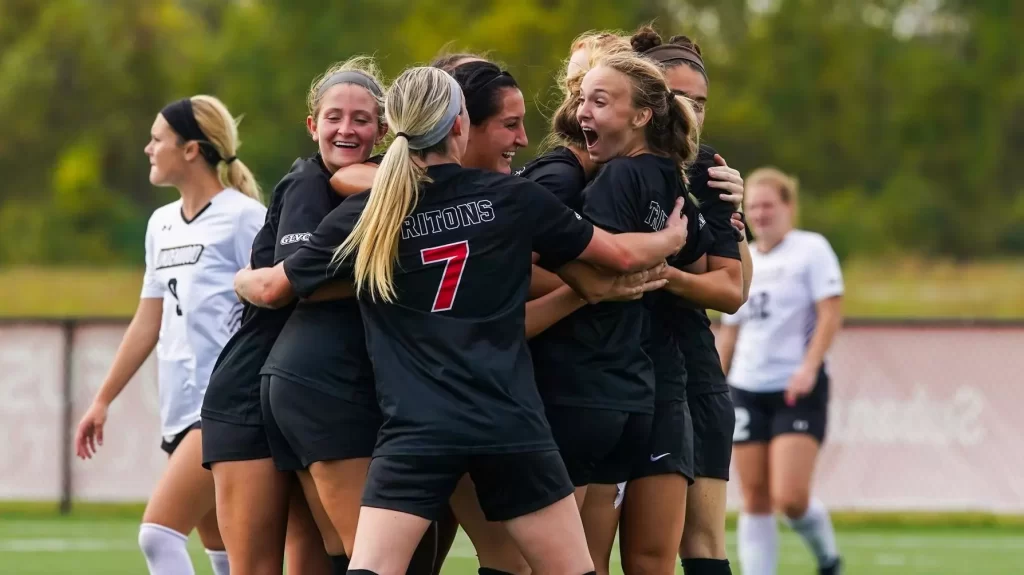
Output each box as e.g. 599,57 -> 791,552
349,163 -> 593,455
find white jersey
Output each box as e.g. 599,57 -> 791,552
722,229 -> 844,393
140,188 -> 265,437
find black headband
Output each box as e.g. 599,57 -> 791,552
644,45 -> 708,84
160,98 -> 235,166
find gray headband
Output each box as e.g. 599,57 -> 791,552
316,70 -> 384,100
396,73 -> 463,151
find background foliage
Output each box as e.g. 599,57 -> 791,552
1,0 -> 1021,265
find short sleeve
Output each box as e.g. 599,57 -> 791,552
673,202 -> 715,267
283,193 -> 367,298
581,163 -> 639,234
524,161 -> 584,211
524,182 -> 595,271
140,216 -> 164,299
274,178 -> 334,263
807,234 -> 844,301
234,201 -> 267,269
699,200 -> 741,261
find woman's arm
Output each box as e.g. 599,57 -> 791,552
784,296 -> 843,405
738,237 -> 753,303
527,264 -> 668,338
526,285 -> 586,339
529,266 -> 566,300
717,322 -> 740,377
662,255 -> 744,314
234,264 -> 293,309
330,162 -> 378,197
576,198 -> 688,273
75,297 -> 162,458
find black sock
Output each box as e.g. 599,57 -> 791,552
330,555 -> 350,575
406,521 -> 438,575
682,558 -> 733,575
479,569 -> 515,575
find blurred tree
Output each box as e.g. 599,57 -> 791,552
0,0 -> 1020,264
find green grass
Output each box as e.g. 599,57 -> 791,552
2,514 -> 1023,574
2,259 -> 1024,319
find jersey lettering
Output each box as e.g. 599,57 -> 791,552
421,241 -> 469,312
644,201 -> 668,231
401,201 -> 495,239
156,244 -> 204,269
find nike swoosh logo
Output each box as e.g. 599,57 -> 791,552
650,453 -> 670,462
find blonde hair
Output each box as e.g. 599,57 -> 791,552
307,55 -> 386,129
746,167 -> 800,218
333,67 -> 458,303
189,95 -> 262,202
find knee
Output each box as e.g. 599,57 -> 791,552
680,522 -> 726,559
742,488 -> 772,514
774,494 -> 810,520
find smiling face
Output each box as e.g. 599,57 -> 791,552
461,87 -> 528,173
306,83 -> 385,174
576,65 -> 650,163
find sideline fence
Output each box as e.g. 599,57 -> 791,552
1,318 -> 1022,513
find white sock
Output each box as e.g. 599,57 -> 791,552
206,548 -> 230,575
782,498 -> 839,567
738,513 -> 778,575
138,523 -> 195,575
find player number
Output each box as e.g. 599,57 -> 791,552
733,407 -> 750,442
421,241 -> 469,313
749,291 -> 770,320
167,278 -> 183,316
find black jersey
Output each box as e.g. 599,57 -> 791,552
672,144 -> 742,395
284,164 -> 594,456
515,146 -> 587,211
259,155 -> 378,404
202,154 -> 331,424
531,154 -> 713,412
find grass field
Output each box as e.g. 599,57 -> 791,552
2,513 -> 1023,574
2,258 -> 1024,319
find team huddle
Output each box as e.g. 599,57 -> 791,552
73,24 -> 845,575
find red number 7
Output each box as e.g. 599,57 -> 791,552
420,241 -> 469,312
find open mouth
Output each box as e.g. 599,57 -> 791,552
501,151 -> 515,162
333,141 -> 360,150
582,128 -> 599,149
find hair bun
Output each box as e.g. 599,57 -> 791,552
630,26 -> 663,54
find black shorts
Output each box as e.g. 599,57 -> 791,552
547,406 -> 653,486
362,451 -> 573,523
263,374 -> 383,471
161,421 -> 201,456
730,369 -> 830,445
690,390 -> 734,481
627,400 -> 695,483
200,417 -> 272,469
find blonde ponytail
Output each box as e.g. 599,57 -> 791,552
333,67 -> 462,303
190,95 -> 263,202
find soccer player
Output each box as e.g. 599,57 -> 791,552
719,168 -> 844,575
74,95 -> 265,575
631,26 -> 752,575
200,58 -> 392,574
